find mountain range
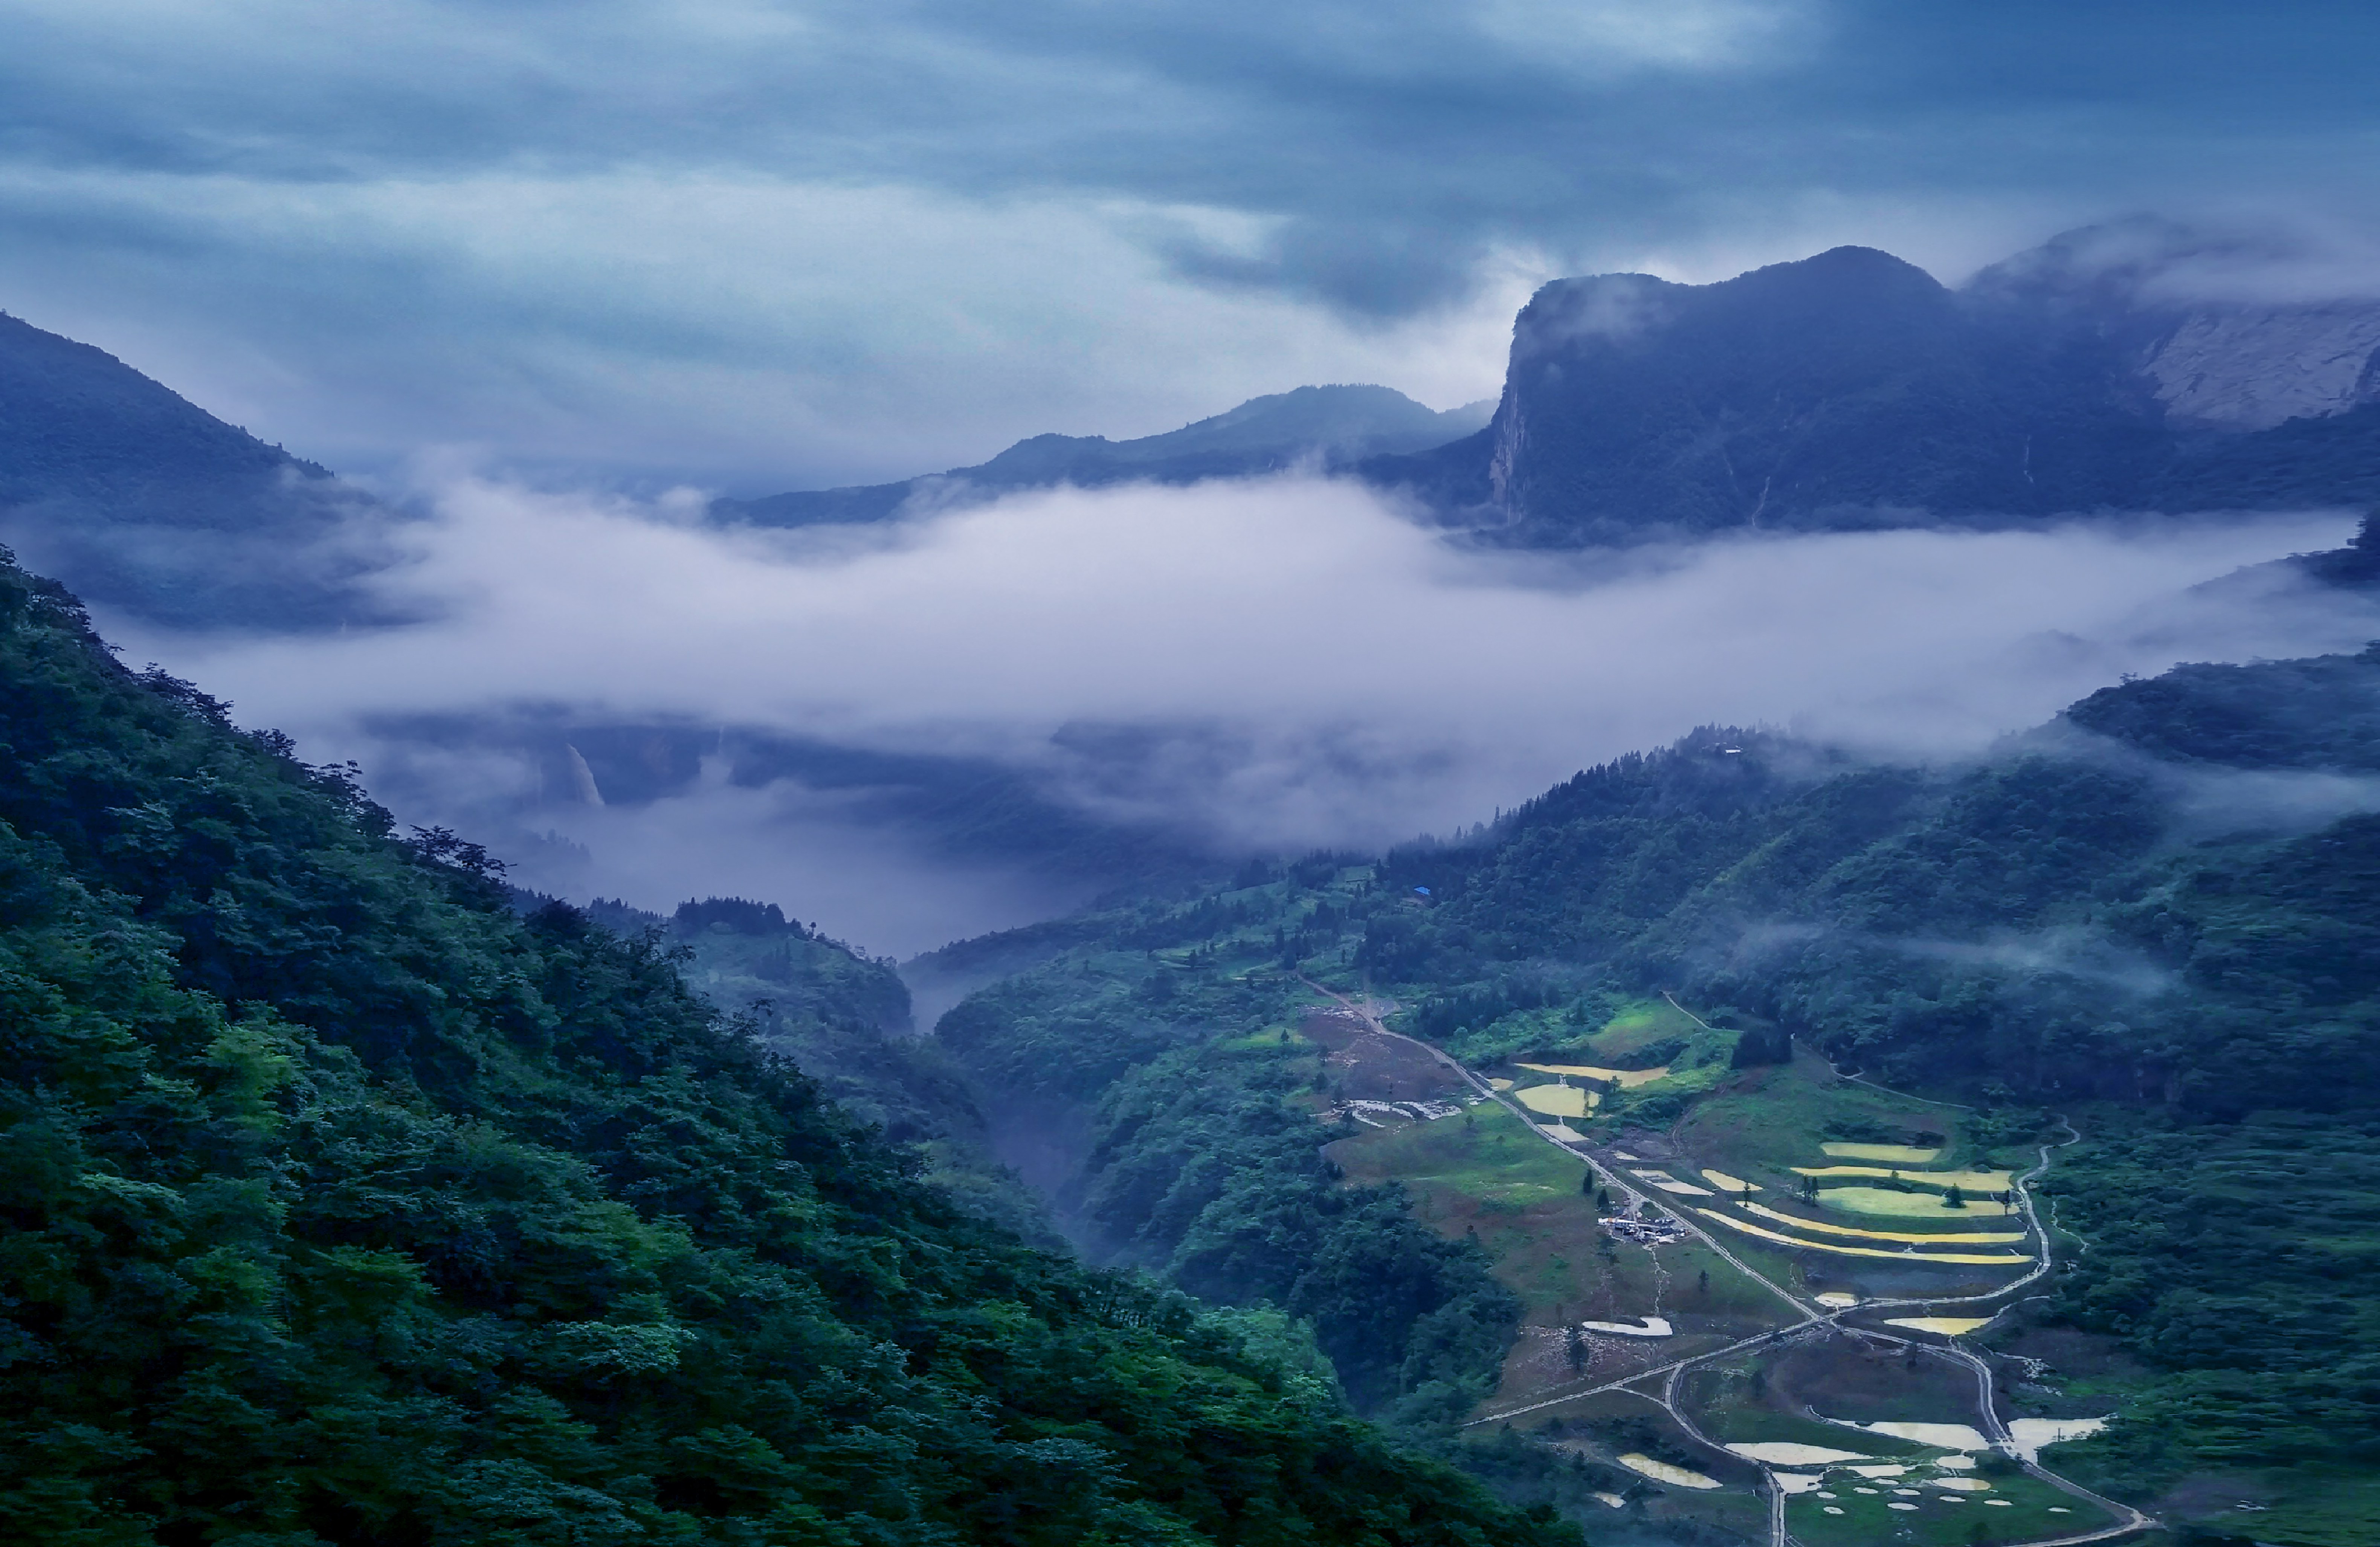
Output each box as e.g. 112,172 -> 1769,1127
9,220 -> 2380,1544
711,383 -> 1493,529
9,218 -> 2379,643
718,218 -> 2380,545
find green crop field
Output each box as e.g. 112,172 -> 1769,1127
1785,1468 -> 2115,1547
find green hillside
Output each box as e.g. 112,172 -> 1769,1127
0,554 -> 1578,1546
928,661 -> 2380,1544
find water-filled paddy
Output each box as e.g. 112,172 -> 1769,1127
1515,1084 -> 1591,1118
1830,1419 -> 1990,1451
1617,1454 -> 1721,1489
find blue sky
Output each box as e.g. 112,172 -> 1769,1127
4,0 -> 2377,492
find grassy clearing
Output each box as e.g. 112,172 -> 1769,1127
1589,999 -> 1705,1059
1701,1407 -> 1917,1456
1786,1466 -> 2114,1547
1332,1101 -> 1582,1210
1669,1050 -> 1966,1180
2182,1468 -> 2380,1547
1795,1165 -> 2014,1190
1332,1103 -> 1673,1331
1630,1168 -> 1715,1196
1819,1186 -> 2016,1219
1739,1200 -> 2023,1243
1821,1141 -> 1943,1164
1883,1317 -> 1995,1336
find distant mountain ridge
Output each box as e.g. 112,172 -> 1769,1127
714,383 -> 1492,528
1366,220 -> 2380,545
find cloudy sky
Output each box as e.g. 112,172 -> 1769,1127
6,1 -> 2380,494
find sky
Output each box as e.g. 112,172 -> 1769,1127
6,1 -> 2380,493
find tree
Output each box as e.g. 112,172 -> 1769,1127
1697,1269 -> 1710,1293
1945,1183 -> 1967,1210
1564,1324 -> 1588,1374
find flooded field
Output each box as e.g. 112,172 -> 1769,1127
1618,1454 -> 1722,1489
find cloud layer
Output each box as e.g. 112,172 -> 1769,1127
116,475 -> 2373,953
8,2 -> 2380,488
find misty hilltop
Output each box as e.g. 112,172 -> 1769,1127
0,311 -> 398,630
713,383 -> 1493,529
1372,220 -> 2380,544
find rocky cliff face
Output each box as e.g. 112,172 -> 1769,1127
1371,221 -> 2380,545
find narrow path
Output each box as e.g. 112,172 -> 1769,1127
1303,981 -> 2155,1547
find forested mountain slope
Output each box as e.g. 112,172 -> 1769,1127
930,651 -> 2380,1544
0,550 -> 1579,1547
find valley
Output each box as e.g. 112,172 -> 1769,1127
1160,974 -> 2143,1547
9,209 -> 2380,1545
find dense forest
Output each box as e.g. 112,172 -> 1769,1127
927,648 -> 2380,1528
0,551 -> 1582,1545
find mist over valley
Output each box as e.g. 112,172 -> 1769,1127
7,10 -> 2380,1542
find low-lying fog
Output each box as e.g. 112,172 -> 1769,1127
111,475 -> 2371,957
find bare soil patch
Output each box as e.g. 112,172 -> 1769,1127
1300,1009 -> 1463,1102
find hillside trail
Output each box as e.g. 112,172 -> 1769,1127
1298,978 -> 2154,1547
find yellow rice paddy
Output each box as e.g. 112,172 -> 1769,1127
1517,1062 -> 1671,1087
1740,1200 -> 2024,1244
1793,1165 -> 2013,1190
1701,1169 -> 1759,1192
1882,1316 -> 1995,1335
1696,1210 -> 2028,1265
1514,1084 -> 1592,1118
1820,1142 -> 1942,1164
1634,1169 -> 1716,1196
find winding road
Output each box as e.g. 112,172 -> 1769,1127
1302,981 -> 2156,1547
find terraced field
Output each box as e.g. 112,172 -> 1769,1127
1316,989 -> 2140,1547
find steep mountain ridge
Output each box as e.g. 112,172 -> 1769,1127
1371,222 -> 2380,544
